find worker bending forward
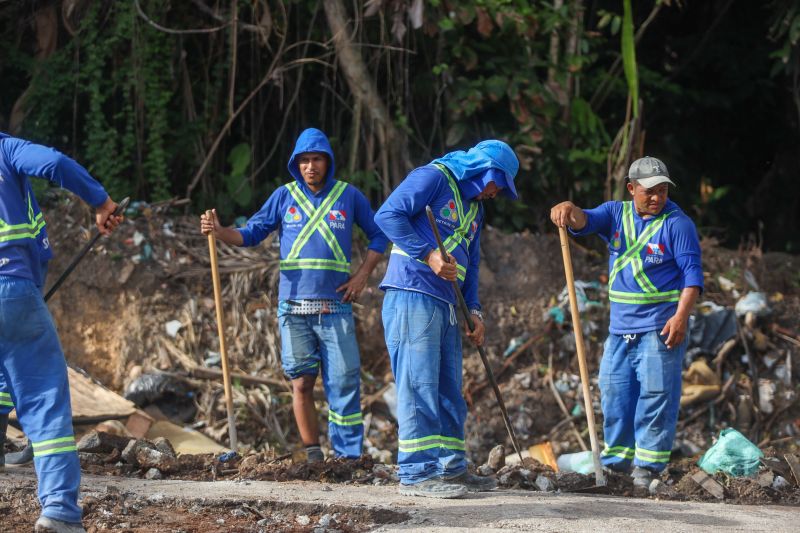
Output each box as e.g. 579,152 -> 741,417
201,128 -> 387,461
550,156 -> 702,491
375,140 -> 520,498
0,132 -> 122,533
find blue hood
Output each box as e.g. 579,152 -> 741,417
287,128 -> 336,186
432,140 -> 520,200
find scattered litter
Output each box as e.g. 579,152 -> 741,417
556,450 -> 594,475
165,320 -> 183,338
735,292 -> 770,317
698,429 -> 764,477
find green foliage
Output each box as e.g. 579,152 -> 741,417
224,143 -> 254,209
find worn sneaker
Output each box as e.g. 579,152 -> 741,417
398,478 -> 468,499
305,445 -> 324,463
34,516 -> 86,533
443,471 -> 498,492
632,466 -> 653,495
6,439 -> 33,465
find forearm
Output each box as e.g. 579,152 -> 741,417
353,249 -> 384,278
673,286 -> 700,321
214,226 -> 244,246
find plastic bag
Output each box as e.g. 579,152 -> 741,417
556,450 -> 595,475
697,428 -> 763,477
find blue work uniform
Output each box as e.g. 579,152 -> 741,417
375,140 -> 518,485
0,133 -> 109,524
572,200 -> 703,472
236,128 -> 387,458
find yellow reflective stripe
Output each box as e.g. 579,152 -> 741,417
602,445 -> 635,459
0,216 -> 46,243
285,181 -> 348,262
0,391 -> 12,407
279,258 -> 350,273
609,289 -> 681,304
32,436 -> 77,457
328,410 -> 363,426
635,448 -> 671,463
433,163 -> 479,254
390,246 -> 466,282
608,202 -> 674,303
398,434 -> 465,453
0,392 -> 11,398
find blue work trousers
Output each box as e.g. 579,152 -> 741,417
382,289 -> 467,485
599,330 -> 686,473
0,276 -> 81,523
279,312 -> 363,458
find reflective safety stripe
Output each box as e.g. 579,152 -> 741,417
0,193 -> 46,244
390,246 -> 466,281
328,409 -> 363,427
634,447 -> 671,463
32,436 -> 77,457
398,434 -> 466,453
608,202 -> 678,305
602,445 -> 635,459
283,181 -> 349,273
279,258 -> 351,273
390,164 -> 478,283
0,391 -> 13,408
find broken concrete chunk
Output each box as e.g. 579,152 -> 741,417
487,444 -> 505,471
144,468 -> 163,480
152,437 -> 176,458
121,439 -> 156,466
477,464 -> 495,476
757,470 -> 775,488
136,446 -> 178,473
78,452 -> 105,466
77,431 -> 134,454
691,471 -> 724,499
535,475 -> 555,492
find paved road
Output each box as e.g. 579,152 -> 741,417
3,467 -> 797,532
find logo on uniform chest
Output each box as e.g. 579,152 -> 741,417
645,242 -> 666,264
327,210 -> 347,230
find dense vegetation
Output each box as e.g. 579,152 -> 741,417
1,1 -> 798,251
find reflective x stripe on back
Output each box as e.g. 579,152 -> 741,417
607,202 -> 680,305
390,164 -> 479,282
0,192 -> 46,244
281,181 -> 350,272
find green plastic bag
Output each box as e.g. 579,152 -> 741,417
697,428 -> 764,477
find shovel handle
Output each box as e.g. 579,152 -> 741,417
558,226 -> 606,486
206,210 -> 238,451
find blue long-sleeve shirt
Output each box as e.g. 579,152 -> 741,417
0,133 -> 109,287
236,128 -> 388,301
375,164 -> 483,309
572,200 -> 704,334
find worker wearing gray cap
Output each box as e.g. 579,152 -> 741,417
550,156 -> 703,492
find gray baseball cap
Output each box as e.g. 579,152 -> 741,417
628,156 -> 676,188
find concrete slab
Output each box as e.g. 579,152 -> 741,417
2,466 -> 797,532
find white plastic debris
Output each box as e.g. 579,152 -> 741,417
734,292 -> 770,317
165,320 -> 183,338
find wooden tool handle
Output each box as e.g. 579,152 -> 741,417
558,226 -> 606,486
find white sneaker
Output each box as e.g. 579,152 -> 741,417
34,516 -> 86,533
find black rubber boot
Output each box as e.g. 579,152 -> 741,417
0,413 -> 7,470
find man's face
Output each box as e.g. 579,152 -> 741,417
297,152 -> 328,190
475,182 -> 501,201
627,180 -> 669,216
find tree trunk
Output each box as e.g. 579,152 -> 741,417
322,0 -> 410,193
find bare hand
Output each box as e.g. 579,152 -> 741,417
425,250 -> 457,282
95,196 -> 123,236
660,314 -> 689,349
200,208 -> 222,236
550,201 -> 586,229
336,272 -> 369,302
466,315 -> 485,347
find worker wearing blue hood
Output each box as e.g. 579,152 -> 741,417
201,128 -> 388,461
0,132 -> 122,533
374,140 -> 520,498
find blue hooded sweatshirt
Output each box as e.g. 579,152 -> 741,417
237,128 -> 388,301
375,140 -> 519,309
0,133 -> 109,287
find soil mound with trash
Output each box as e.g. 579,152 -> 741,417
6,191 -> 799,506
